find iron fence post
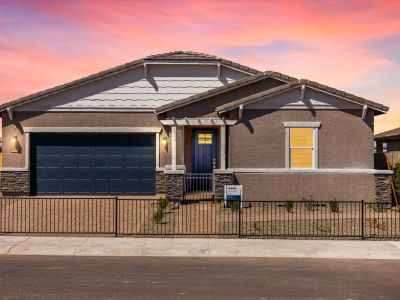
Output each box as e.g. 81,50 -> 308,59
361,200 -> 364,240
238,202 -> 242,238
115,196 -> 118,237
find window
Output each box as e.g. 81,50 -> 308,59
289,128 -> 314,168
198,133 -> 212,144
284,122 -> 320,169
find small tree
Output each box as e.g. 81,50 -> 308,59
392,161 -> 400,192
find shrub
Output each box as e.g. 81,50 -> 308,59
302,196 -> 317,211
329,200 -> 339,213
366,218 -> 386,230
284,200 -> 294,213
253,221 -> 262,234
230,200 -> 241,212
153,207 -> 165,223
392,161 -> 400,192
317,224 -> 331,233
158,198 -> 169,210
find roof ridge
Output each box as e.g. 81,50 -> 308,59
0,51 -> 261,112
146,51 -> 219,59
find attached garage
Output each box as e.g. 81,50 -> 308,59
30,133 -> 156,195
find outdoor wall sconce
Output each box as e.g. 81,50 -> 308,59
11,136 -> 21,153
162,137 -> 168,147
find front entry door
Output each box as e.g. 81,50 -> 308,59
192,129 -> 218,173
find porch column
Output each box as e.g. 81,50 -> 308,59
220,125 -> 226,170
171,125 -> 177,170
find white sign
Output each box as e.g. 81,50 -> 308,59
224,185 -> 243,201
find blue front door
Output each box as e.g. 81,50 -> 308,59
192,129 -> 218,173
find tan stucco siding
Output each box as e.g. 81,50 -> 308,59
235,173 -> 375,201
2,111 -> 169,168
228,109 -> 374,169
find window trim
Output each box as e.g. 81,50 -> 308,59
284,122 -> 320,169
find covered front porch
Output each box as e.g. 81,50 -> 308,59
160,118 -> 237,201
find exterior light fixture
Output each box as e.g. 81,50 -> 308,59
11,135 -> 21,153
162,137 -> 168,146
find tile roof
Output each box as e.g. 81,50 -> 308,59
155,71 -> 297,114
215,79 -> 389,114
374,127 -> 400,140
0,51 -> 261,112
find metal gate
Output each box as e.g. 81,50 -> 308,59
184,173 -> 214,201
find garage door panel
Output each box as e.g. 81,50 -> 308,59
47,157 -> 62,168
109,181 -> 125,194
109,157 -> 124,168
95,157 -> 109,168
63,169 -> 78,179
95,169 -> 109,179
64,181 -> 78,194
47,168 -> 63,179
31,133 -> 155,195
141,157 -> 156,168
64,157 -> 79,168
109,169 -> 125,179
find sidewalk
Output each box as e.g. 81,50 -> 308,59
1,236 -> 400,259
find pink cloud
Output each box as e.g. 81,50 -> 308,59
1,0 -> 400,133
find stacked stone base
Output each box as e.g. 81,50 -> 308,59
213,171 -> 235,201
374,173 -> 392,203
156,171 -> 166,194
165,171 -> 184,202
1,171 -> 30,195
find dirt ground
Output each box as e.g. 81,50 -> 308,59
0,198 -> 399,238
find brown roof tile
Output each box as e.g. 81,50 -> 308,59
0,51 -> 261,112
375,127 -> 400,140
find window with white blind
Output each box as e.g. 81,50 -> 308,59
284,122 -> 320,169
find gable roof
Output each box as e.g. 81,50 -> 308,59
155,71 -> 297,114
0,51 -> 260,113
375,127 -> 400,140
215,79 -> 389,114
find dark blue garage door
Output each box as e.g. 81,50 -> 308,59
31,134 -> 156,195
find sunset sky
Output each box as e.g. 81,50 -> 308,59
1,0 -> 399,133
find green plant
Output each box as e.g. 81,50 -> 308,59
316,223 -> 331,233
329,200 -> 339,213
284,200 -> 294,213
302,196 -> 317,211
158,198 -> 169,210
230,200 -> 241,212
366,218 -> 386,230
253,221 -> 262,233
153,207 -> 165,223
392,161 -> 400,192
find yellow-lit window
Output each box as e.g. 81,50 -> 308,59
198,133 -> 212,144
289,128 -> 314,168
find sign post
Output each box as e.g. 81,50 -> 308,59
224,185 -> 243,208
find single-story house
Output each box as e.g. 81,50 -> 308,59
0,51 -> 392,202
375,127 -> 400,167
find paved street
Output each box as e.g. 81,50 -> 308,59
0,256 -> 399,299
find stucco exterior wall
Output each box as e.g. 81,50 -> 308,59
2,111 -> 169,169
228,109 -> 374,169
235,172 -> 376,201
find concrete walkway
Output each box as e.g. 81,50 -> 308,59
1,236 -> 400,259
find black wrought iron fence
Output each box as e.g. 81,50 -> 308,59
0,197 -> 399,239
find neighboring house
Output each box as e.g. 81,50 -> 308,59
375,127 -> 400,168
0,51 -> 392,202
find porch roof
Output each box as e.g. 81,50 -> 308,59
160,118 -> 237,126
